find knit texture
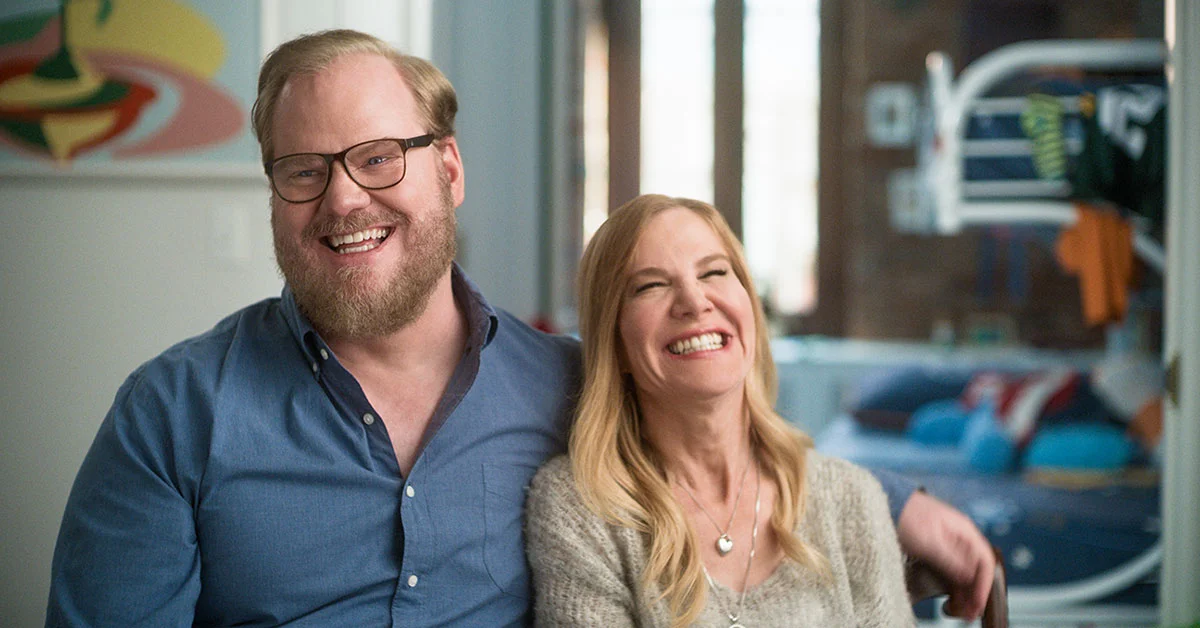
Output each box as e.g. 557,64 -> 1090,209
526,452 -> 915,627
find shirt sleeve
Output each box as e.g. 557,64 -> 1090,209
525,459 -> 640,627
46,372 -> 201,628
870,467 -> 919,523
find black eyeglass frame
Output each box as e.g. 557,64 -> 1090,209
265,133 -> 436,203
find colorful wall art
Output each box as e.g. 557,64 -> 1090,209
0,0 -> 259,172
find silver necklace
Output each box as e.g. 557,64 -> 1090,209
702,464 -> 760,628
676,455 -> 751,556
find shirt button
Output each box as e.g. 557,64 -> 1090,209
407,575 -> 418,587
310,362 -> 318,373
319,349 -> 329,360
406,485 -> 415,498
363,413 -> 375,426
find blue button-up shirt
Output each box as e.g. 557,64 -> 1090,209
47,267 -> 581,627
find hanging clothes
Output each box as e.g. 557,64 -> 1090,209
1054,204 -> 1134,327
1071,85 -> 1167,240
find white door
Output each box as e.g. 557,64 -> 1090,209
1159,0 -> 1200,623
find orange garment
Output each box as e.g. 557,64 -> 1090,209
1054,204 -> 1134,327
1127,396 -> 1163,451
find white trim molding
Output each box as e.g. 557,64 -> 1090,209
1161,0 -> 1200,622
260,0 -> 433,62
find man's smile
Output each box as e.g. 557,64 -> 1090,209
324,227 -> 393,254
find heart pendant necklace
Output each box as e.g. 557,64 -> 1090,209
702,463 -> 761,628
676,453 -> 752,556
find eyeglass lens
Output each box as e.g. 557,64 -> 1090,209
271,139 -> 409,203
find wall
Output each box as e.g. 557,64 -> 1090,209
0,176 -> 281,625
0,2 -> 556,625
433,1 -> 546,321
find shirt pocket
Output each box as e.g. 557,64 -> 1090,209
482,461 -> 539,600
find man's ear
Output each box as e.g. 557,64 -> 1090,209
437,136 -> 465,207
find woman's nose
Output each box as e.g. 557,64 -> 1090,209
671,280 -> 714,318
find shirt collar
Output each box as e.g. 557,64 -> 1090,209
450,262 -> 500,349
280,262 -> 499,364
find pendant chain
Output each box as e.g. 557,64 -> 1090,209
676,453 -> 752,555
702,463 -> 760,628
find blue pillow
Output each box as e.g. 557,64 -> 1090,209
961,403 -> 1016,474
906,399 -> 972,446
1023,424 -> 1135,471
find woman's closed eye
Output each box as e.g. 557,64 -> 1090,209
700,268 -> 729,280
633,280 -> 667,294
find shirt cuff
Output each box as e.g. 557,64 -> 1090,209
871,468 -> 920,523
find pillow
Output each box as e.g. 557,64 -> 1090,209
850,368 -> 974,431
906,399 -> 971,446
961,402 -> 1017,474
960,369 -> 1092,447
1091,354 -> 1164,420
1023,424 -> 1136,471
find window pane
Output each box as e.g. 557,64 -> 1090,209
641,0 -> 714,201
744,0 -> 820,315
582,8 -> 610,243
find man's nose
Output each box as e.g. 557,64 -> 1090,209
322,160 -> 370,215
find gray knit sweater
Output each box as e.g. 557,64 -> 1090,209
526,452 -> 915,627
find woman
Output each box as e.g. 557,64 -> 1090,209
526,194 -> 914,627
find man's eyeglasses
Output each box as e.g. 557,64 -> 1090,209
265,134 -> 435,204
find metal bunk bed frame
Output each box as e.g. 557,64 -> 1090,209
923,39 -> 1167,274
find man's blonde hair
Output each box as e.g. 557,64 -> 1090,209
252,29 -> 457,166
571,194 -> 829,626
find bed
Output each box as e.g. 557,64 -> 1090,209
818,412 -> 1161,627
817,38 -> 1168,627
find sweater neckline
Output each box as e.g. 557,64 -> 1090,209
705,557 -> 792,599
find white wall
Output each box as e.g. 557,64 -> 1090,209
0,175 -> 281,626
0,2 -> 559,625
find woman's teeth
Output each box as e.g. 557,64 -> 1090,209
668,332 -> 725,355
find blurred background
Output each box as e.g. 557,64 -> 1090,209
1,0 -> 1197,625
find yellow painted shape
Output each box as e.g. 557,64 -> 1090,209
0,48 -> 104,107
69,0 -> 226,79
42,109 -> 118,161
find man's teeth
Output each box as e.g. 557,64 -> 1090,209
668,332 -> 726,355
327,228 -> 390,254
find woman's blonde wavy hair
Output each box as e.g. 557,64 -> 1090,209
572,194 -> 828,626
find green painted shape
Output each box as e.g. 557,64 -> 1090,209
35,47 -> 81,80
0,119 -> 50,150
60,80 -> 131,108
97,0 -> 113,25
0,11 -> 56,47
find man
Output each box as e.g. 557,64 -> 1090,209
47,29 -> 992,626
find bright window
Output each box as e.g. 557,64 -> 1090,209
584,0 -> 820,317
744,0 -> 820,315
640,0 -> 715,201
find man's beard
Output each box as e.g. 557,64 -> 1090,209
272,171 -> 457,340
